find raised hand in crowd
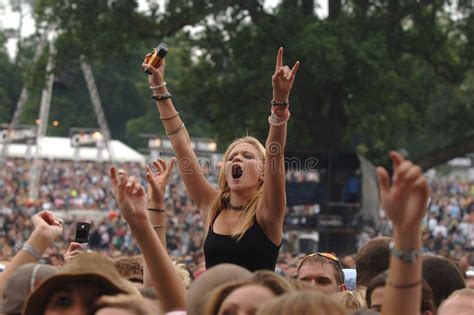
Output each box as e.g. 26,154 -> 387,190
259,47 -> 300,249
143,52 -> 165,88
30,210 -> 64,243
146,158 -> 175,210
144,158 -> 175,288
110,167 -> 148,226
110,166 -> 186,312
376,151 -> 430,315
63,242 -> 88,264
377,151 -> 429,233
0,210 -> 63,296
272,47 -> 300,104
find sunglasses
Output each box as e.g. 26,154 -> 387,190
297,252 -> 344,282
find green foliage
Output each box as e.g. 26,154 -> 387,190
1,0 -> 473,166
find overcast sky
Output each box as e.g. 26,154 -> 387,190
1,0 -> 328,59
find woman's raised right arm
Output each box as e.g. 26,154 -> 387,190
143,58 -> 217,212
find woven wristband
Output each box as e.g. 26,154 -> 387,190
22,243 -> 42,260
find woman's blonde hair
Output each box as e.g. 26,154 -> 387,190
333,288 -> 366,309
174,261 -> 192,289
256,291 -> 350,315
438,288 -> 474,314
288,278 -> 321,292
206,136 -> 266,240
205,270 -> 293,315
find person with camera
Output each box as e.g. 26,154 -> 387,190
63,222 -> 91,264
142,47 -> 299,272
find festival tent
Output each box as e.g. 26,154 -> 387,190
0,137 -> 145,164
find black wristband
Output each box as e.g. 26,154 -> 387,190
152,93 -> 172,101
387,279 -> 423,289
271,100 -> 289,106
148,208 -> 166,212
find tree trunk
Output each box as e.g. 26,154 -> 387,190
355,0 -> 369,17
281,0 -> 298,9
301,0 -> 314,16
299,86 -> 347,152
328,0 -> 342,19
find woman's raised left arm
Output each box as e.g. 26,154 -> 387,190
258,47 -> 299,245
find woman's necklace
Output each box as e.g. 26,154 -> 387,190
225,199 -> 246,211
228,203 -> 245,211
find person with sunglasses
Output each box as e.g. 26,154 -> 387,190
296,252 -> 347,295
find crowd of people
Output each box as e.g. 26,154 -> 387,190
0,157 -> 218,277
375,178 -> 474,262
1,157 -> 473,278
0,152 -> 471,314
0,158 -> 143,212
0,159 -> 301,278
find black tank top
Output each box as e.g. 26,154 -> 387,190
203,215 -> 281,272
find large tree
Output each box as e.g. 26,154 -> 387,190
154,0 -> 474,166
4,0 -> 474,167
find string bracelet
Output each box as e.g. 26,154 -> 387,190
386,279 -> 423,289
166,122 -> 185,136
160,112 -> 179,120
150,82 -> 167,89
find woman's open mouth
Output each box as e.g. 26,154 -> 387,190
232,164 -> 243,179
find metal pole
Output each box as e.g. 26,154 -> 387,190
80,55 -> 115,163
2,30 -> 49,159
29,39 -> 56,200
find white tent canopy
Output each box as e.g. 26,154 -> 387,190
0,137 -> 145,164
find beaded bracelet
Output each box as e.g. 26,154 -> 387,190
268,111 -> 290,126
152,93 -> 172,101
390,242 -> 421,263
271,100 -> 289,106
